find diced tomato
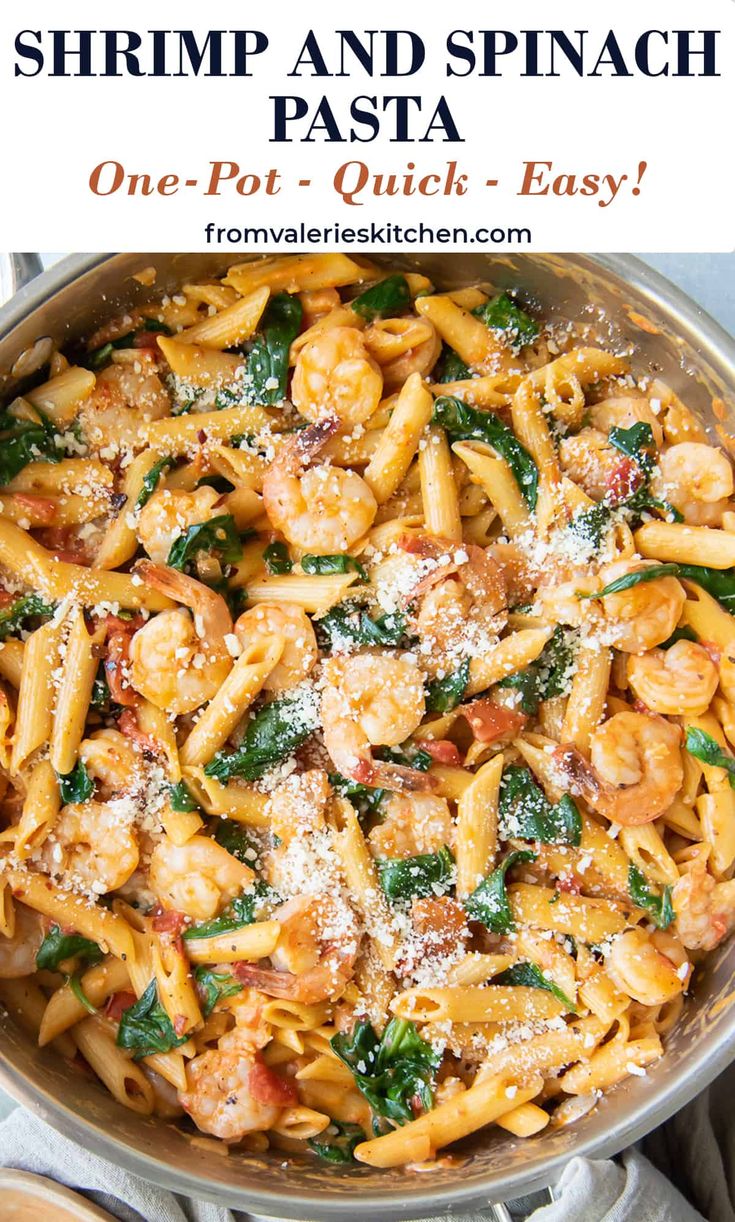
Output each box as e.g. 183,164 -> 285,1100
117,708 -> 160,754
35,527 -> 91,565
632,698 -> 652,716
459,699 -> 527,743
414,739 -> 463,767
248,1057 -> 298,1107
151,908 -> 186,936
606,457 -> 643,505
557,874 -> 582,895
12,493 -> 57,525
173,1014 -> 188,1037
133,332 -> 162,351
105,991 -> 137,1022
0,590 -> 15,608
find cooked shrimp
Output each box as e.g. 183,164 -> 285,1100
590,394 -> 664,449
235,602 -> 317,692
148,834 -> 253,921
38,800 -> 140,894
267,770 -> 331,847
79,354 -> 170,453
137,486 -> 221,565
672,867 -> 735,952
262,417 -> 377,554
368,793 -> 455,859
320,653 -> 431,792
402,535 -> 506,677
291,326 -> 383,428
541,559 -> 686,653
0,902 -> 44,978
607,927 -> 688,1006
554,711 -> 682,826
235,894 -> 359,1004
128,563 -> 233,715
627,640 -> 719,716
558,428 -> 621,501
652,442 -> 734,527
179,1051 -> 290,1141
79,729 -> 141,796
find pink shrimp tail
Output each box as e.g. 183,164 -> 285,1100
233,963 -> 300,999
353,757 -> 436,794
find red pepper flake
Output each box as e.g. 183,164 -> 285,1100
557,874 -> 582,895
632,697 -> 652,716
197,429 -> 207,446
459,699 -> 527,743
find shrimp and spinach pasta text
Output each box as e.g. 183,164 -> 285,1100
2,252 -> 735,1168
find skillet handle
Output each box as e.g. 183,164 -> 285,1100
0,253 -> 43,307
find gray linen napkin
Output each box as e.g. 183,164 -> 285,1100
0,1105 -> 708,1222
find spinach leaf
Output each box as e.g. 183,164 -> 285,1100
499,765 -> 582,846
136,457 -> 175,509
116,980 -> 189,1058
85,319 -> 172,370
315,602 -> 409,651
496,626 -> 576,715
352,275 -> 411,321
580,562 -> 735,614
0,416 -> 63,485
168,780 -> 201,813
464,849 -> 536,934
69,973 -> 97,1015
309,1121 -> 365,1163
213,818 -> 256,864
568,502 -> 614,551
328,772 -> 385,816
183,885 -> 272,941
608,422 -> 656,476
193,966 -> 242,1017
0,592 -> 54,641
167,514 -> 242,572
331,1018 -> 440,1124
36,925 -> 103,972
628,864 -> 675,930
674,565 -> 735,611
263,541 -> 292,575
496,961 -> 577,1012
205,689 -> 319,783
685,727 -> 735,789
246,293 -> 302,405
378,845 -> 454,903
579,564 -> 680,600
301,554 -> 368,582
90,667 -> 112,710
432,395 -> 538,510
425,659 -> 471,713
57,760 -> 94,804
374,745 -> 432,772
473,292 -> 539,351
434,346 -> 470,383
